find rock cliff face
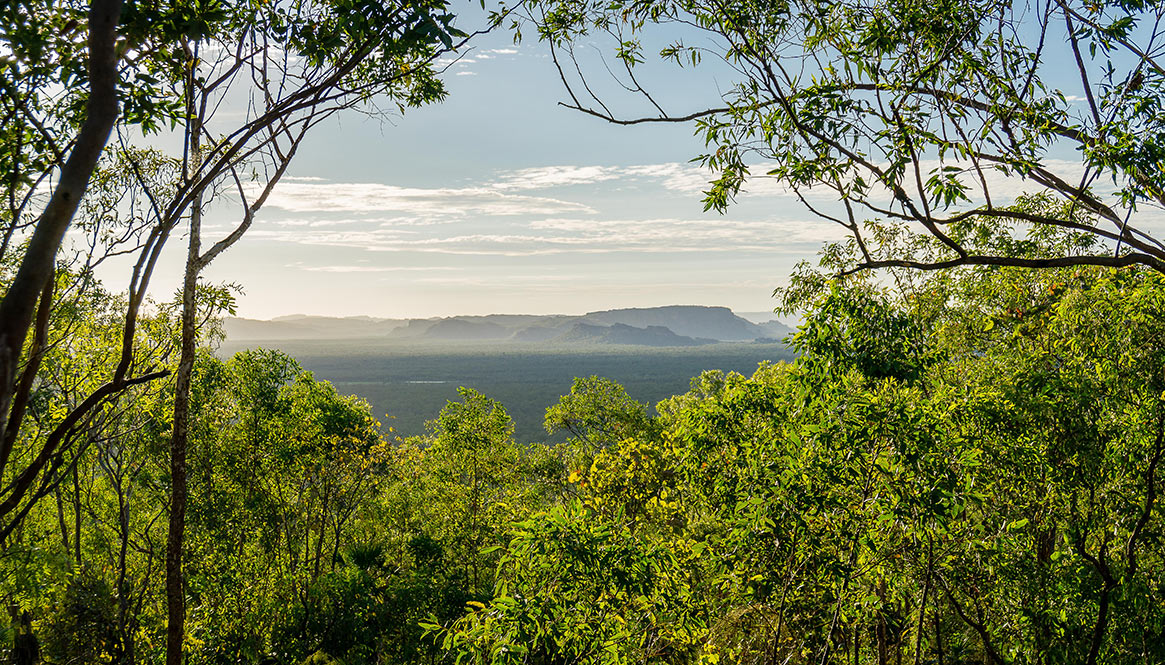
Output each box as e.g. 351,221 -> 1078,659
225,306 -> 793,346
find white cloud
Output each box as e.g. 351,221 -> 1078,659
413,273 -> 580,286
527,217 -> 848,245
491,162 -> 714,194
256,215 -> 845,256
261,182 -> 596,218
493,165 -> 626,190
623,163 -> 712,193
270,218 -> 394,228
293,264 -> 459,273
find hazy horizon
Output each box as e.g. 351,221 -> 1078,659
231,305 -> 788,323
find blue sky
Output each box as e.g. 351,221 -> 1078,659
161,9 -> 1163,321
182,25 -> 842,320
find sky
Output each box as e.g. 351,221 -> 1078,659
124,8 -> 1161,321
151,21 -> 844,321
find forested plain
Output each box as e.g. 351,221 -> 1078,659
2,0 -> 1165,664
214,340 -> 794,442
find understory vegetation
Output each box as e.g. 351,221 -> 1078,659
2,213 -> 1163,664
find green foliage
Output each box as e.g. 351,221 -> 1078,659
577,436 -> 682,529
545,375 -> 657,450
791,285 -> 939,382
398,388 -> 559,597
42,570 -> 118,664
522,0 -> 1165,270
433,502 -> 708,665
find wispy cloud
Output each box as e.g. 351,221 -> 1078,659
489,162 -> 789,199
493,165 -> 626,190
254,157 -> 1128,267
624,163 -> 712,194
256,216 -> 844,256
293,264 -> 460,273
527,217 -> 848,245
435,46 -> 522,77
262,182 -> 596,218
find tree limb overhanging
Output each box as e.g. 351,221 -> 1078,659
525,0 -> 1165,274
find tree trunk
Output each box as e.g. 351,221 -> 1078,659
114,465 -> 134,665
166,190 -> 202,665
934,611 -> 944,665
877,579 -> 889,665
72,465 -> 82,566
0,0 -> 122,450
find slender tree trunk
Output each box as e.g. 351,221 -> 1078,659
53,488 -> 70,563
934,611 -> 944,665
113,465 -> 135,665
72,464 -> 82,566
166,190 -> 202,665
914,544 -> 933,665
877,579 -> 889,665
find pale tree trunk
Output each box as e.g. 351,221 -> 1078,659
0,0 -> 121,455
162,109 -> 301,665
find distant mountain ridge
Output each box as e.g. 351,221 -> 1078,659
224,306 -> 793,346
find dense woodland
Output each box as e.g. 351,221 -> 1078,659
3,219 -> 1165,664
2,0 -> 1165,663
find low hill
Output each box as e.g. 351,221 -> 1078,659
511,325 -> 567,342
553,322 -> 714,346
754,320 -> 794,339
418,318 -> 512,341
580,306 -> 774,341
737,312 -> 797,339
